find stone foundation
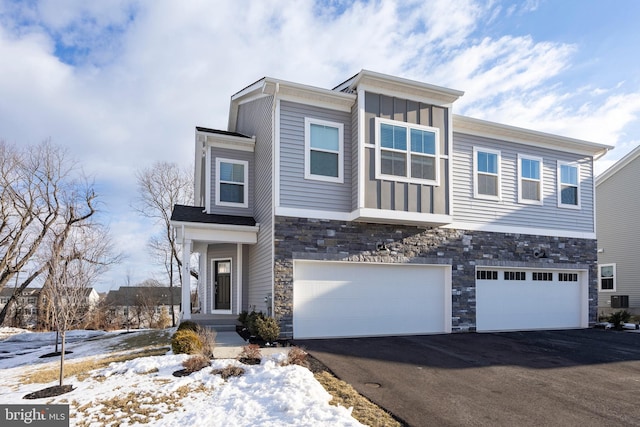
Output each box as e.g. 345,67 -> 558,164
273,217 -> 598,338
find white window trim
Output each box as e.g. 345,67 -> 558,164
304,117 -> 344,183
473,147 -> 502,201
215,158 -> 249,208
557,160 -> 581,209
374,117 -> 440,186
518,154 -> 544,205
598,263 -> 616,292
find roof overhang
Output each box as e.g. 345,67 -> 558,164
596,143 -> 640,186
453,114 -> 613,159
171,220 -> 259,245
334,69 -> 464,106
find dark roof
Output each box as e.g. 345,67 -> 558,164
171,204 -> 257,226
195,127 -> 251,138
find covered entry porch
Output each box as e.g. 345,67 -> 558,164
170,205 -> 259,321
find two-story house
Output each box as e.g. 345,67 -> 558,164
171,70 -> 611,339
596,144 -> 640,317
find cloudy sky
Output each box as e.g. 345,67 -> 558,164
1,0 -> 639,291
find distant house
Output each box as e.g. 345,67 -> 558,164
596,144 -> 640,316
0,286 -> 99,329
104,286 -> 181,328
172,70 -> 611,339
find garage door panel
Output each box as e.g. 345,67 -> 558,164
293,261 -> 450,339
476,270 -> 587,332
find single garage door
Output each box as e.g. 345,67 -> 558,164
476,268 -> 589,332
293,260 -> 451,339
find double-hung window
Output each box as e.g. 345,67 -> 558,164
375,117 -> 439,185
305,118 -> 344,183
474,147 -> 501,200
558,161 -> 580,208
599,264 -> 616,291
518,154 -> 543,204
216,158 -> 248,208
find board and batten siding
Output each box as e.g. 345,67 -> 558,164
597,153 -> 640,310
351,102 -> 359,211
236,96 -> 274,312
452,132 -> 595,233
208,147 -> 254,216
363,92 -> 450,215
279,100 -> 352,212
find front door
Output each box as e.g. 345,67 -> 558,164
214,260 -> 231,310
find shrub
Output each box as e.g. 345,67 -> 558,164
177,320 -> 200,333
255,316 -> 280,343
285,346 -> 308,367
182,355 -> 210,373
609,310 -> 631,330
238,344 -> 261,365
197,327 -> 216,358
237,311 -> 249,326
212,365 -> 245,380
246,311 -> 266,336
171,329 -> 203,355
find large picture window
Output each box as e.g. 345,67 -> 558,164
518,154 -> 543,204
474,147 -> 501,200
305,118 -> 344,183
216,158 -> 248,208
375,117 -> 440,185
558,161 -> 580,208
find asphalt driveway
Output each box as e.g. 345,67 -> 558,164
295,329 -> 640,427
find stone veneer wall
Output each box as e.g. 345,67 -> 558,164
273,217 -> 598,338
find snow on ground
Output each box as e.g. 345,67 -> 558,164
0,328 -> 364,426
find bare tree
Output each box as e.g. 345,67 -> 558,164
0,140 -> 120,326
133,162 -> 193,326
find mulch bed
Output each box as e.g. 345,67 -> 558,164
172,369 -> 192,377
24,384 -> 74,399
39,351 -> 73,358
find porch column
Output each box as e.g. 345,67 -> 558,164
181,239 -> 192,320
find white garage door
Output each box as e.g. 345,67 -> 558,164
293,260 -> 451,339
476,268 -> 588,332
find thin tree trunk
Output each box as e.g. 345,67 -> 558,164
59,330 -> 66,386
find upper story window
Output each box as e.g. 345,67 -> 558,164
216,158 -> 248,208
599,264 -> 616,291
473,147 -> 501,200
518,155 -> 543,205
305,118 -> 344,183
558,161 -> 580,209
374,117 -> 440,185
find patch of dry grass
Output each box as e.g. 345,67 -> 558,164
314,371 -> 402,427
20,346 -> 169,385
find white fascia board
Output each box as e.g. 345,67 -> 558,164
596,143 -> 640,186
276,81 -> 355,112
353,209 -> 453,227
444,221 -> 596,240
197,130 -> 256,152
348,70 -> 464,105
171,221 -> 259,244
275,206 -> 353,222
453,115 -> 613,158
194,134 -> 204,206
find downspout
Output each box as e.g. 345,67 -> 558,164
270,81 -> 280,320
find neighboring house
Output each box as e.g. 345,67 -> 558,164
1,287 -> 100,329
171,70 -> 611,339
104,286 -> 181,328
596,144 -> 640,317
0,287 -> 41,328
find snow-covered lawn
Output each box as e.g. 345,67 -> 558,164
0,328 -> 364,426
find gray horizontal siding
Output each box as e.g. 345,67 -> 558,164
279,100 -> 352,212
208,147 -> 254,216
597,156 -> 640,309
452,132 -> 595,233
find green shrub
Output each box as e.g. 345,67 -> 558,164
255,316 -> 280,342
609,310 -> 631,330
177,320 -> 200,333
171,329 -> 203,355
246,311 -> 266,336
237,311 -> 249,326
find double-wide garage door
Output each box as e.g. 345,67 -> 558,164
293,260 -> 451,339
476,268 -> 589,332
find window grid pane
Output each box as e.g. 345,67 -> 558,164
521,158 -> 540,180
522,180 -> 540,201
381,150 -> 406,176
411,155 -> 435,180
310,124 -> 339,151
220,162 -> 244,183
310,151 -> 338,177
478,151 -> 497,174
220,183 -> 244,203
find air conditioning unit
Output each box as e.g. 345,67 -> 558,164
611,295 -> 629,309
